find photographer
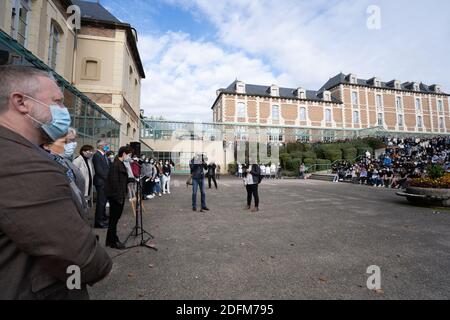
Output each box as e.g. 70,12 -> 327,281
189,154 -> 209,212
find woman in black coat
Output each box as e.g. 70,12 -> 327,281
105,146 -> 133,249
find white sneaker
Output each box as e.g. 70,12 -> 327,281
167,191 -> 171,194
147,195 -> 155,199
163,192 -> 166,194
159,193 -> 162,197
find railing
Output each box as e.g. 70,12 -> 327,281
305,154 -> 367,174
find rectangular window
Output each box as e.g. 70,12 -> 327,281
272,105 -> 279,120
376,94 -> 383,108
11,0 -> 30,46
377,113 -> 383,126
416,98 -> 421,112
417,116 -> 423,128
438,100 -> 443,113
351,92 -> 358,105
353,111 -> 359,124
439,117 -> 445,129
48,23 -> 60,70
325,109 -> 332,122
398,114 -> 404,127
299,107 -> 307,121
237,102 -> 246,118
396,97 -> 402,111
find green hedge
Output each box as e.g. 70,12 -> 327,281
303,151 -> 317,160
279,153 -> 292,169
342,147 -> 357,161
287,158 -> 302,171
323,148 -> 342,162
228,162 -> 237,174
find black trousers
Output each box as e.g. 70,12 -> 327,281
208,175 -> 217,188
246,184 -> 259,208
94,184 -> 108,225
106,198 -> 125,243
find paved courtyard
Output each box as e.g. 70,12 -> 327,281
90,176 -> 450,300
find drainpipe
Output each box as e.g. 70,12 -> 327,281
71,28 -> 77,85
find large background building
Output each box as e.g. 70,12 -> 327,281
212,74 -> 449,137
142,74 -> 449,172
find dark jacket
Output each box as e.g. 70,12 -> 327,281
0,125 -> 112,300
243,164 -> 262,184
163,164 -> 172,176
92,150 -> 110,186
190,159 -> 207,179
207,163 -> 216,176
105,158 -> 129,204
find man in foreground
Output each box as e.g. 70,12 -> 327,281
0,66 -> 112,300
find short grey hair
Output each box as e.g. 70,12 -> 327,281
0,65 -> 53,114
97,139 -> 107,148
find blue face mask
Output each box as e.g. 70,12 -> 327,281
25,96 -> 72,141
64,142 -> 77,159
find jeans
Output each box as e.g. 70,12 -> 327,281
162,175 -> 171,193
192,178 -> 206,209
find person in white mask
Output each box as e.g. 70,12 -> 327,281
41,130 -> 88,218
73,145 -> 96,206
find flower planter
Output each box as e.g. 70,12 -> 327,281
397,187 -> 450,207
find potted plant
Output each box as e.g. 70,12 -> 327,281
397,164 -> 450,207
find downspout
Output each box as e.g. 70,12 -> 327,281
71,28 -> 77,85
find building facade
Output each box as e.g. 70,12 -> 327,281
72,0 -> 145,146
0,0 -> 122,150
0,0 -> 146,149
212,74 -> 450,140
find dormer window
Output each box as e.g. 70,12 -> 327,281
236,81 -> 246,94
323,90 -> 331,101
270,85 -> 279,97
413,83 -> 420,91
432,85 -> 442,93
371,77 -> 381,87
296,87 -> 306,99
349,74 -> 357,84
394,81 -> 401,90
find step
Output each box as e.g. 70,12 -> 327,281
309,174 -> 335,182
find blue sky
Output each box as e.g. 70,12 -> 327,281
92,0 -> 450,121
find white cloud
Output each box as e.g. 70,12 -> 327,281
138,32 -> 282,121
170,0 -> 450,89
138,0 -> 450,121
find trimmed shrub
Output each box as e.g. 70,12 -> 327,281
323,148 -> 342,162
287,158 -> 302,171
342,147 -> 358,161
303,151 -> 317,160
290,151 -> 303,159
279,153 -> 292,169
228,162 -> 237,175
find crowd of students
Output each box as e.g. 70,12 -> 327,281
332,136 -> 450,188
237,163 -> 282,179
